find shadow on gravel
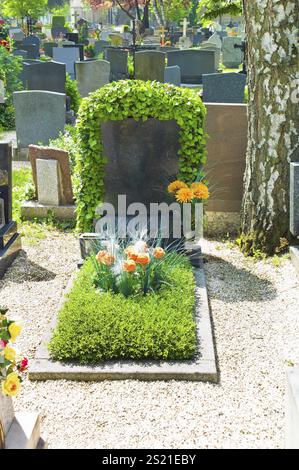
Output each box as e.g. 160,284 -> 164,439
0,250 -> 56,285
203,254 -> 277,302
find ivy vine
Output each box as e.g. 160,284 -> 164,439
75,80 -> 207,232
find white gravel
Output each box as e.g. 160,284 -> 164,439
0,232 -> 298,449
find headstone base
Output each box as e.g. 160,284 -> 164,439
21,201 -> 76,221
290,246 -> 299,275
5,412 -> 46,449
0,221 -> 21,278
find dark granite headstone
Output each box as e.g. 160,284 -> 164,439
105,48 -> 128,81
44,42 -> 58,57
0,143 -> 21,277
94,40 -> 110,55
19,44 -> 39,59
22,35 -> 40,47
22,61 -> 66,94
135,51 -> 166,82
51,27 -> 68,39
102,118 -> 180,209
66,32 -> 79,44
202,73 -> 246,103
167,49 -> 216,84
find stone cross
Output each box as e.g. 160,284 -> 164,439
181,18 -> 190,38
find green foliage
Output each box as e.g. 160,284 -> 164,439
197,0 -> 243,24
65,73 -> 82,114
2,0 -> 48,19
0,46 -> 23,130
12,167 -> 33,222
48,254 -> 197,362
75,80 -> 207,232
48,125 -> 79,173
51,15 -> 66,27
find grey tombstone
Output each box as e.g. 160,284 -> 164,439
13,90 -> 66,148
22,61 -> 66,94
200,43 -> 221,70
63,43 -> 84,61
51,26 -> 68,39
94,40 -> 110,55
105,48 -> 128,81
53,47 -> 80,79
290,162 -> 299,237
19,44 -> 39,59
75,60 -> 110,97
167,49 -> 216,84
164,66 -> 181,87
36,159 -> 62,206
135,51 -> 166,82
222,36 -> 243,68
22,35 -> 40,47
9,28 -> 25,41
44,42 -> 58,57
202,72 -> 246,103
193,33 -> 202,46
207,32 -> 222,49
12,49 -> 28,59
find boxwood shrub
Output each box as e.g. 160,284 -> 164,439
48,254 -> 197,363
75,80 -> 207,232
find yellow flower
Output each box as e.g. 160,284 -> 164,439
168,180 -> 188,194
8,322 -> 22,342
175,188 -> 194,203
4,346 -> 16,362
193,183 -> 210,200
1,372 -> 21,397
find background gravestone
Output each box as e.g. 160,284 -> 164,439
164,66 -> 181,87
66,32 -> 79,44
22,35 -> 40,47
105,49 -> 128,81
36,159 -> 62,206
53,47 -> 80,79
43,42 -> 58,57
200,43 -> 221,71
75,60 -> 110,97
202,73 -> 246,103
18,44 -> 39,59
12,49 -> 28,59
167,49 -> 216,84
63,43 -> 85,61
135,51 -> 166,83
94,40 -> 109,55
22,61 -> 66,94
102,118 -> 180,209
13,91 -> 66,149
222,36 -> 243,68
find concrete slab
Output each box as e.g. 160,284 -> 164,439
30,263 -> 218,382
21,201 -> 76,221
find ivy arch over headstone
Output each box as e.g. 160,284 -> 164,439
75,80 -> 207,232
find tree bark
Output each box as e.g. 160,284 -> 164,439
240,0 -> 299,255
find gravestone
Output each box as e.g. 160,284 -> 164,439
22,35 -> 40,48
43,42 -> 58,57
36,159 -> 61,205
202,73 -> 246,103
164,66 -> 181,87
22,61 -> 66,94
51,27 -> 68,39
200,43 -> 221,70
193,33 -> 202,46
94,40 -> 109,55
178,36 -> 192,50
0,143 -> 21,278
66,32 -> 79,44
18,44 -> 39,59
109,33 -> 123,47
29,145 -> 74,205
102,118 -> 180,209
167,50 -> 216,84
53,47 -> 80,79
75,60 -> 110,97
13,91 -> 66,149
63,43 -> 84,61
222,36 -> 243,68
206,32 -> 222,49
135,51 -> 166,82
105,48 -> 128,81
12,49 -> 28,59
9,28 -> 25,41
52,16 -> 65,28
290,162 -> 299,237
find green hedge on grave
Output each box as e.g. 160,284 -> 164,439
75,80 -> 207,232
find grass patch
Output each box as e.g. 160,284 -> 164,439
49,255 -> 197,363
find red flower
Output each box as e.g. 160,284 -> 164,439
19,357 -> 28,372
0,339 -> 8,348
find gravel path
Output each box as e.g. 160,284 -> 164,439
0,232 -> 298,449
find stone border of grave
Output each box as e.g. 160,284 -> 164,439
29,256 -> 218,383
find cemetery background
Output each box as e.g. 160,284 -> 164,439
0,0 -> 298,449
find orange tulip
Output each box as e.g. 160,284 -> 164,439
124,246 -> 138,261
96,250 -> 115,266
123,260 -> 136,273
136,253 -> 150,265
153,247 -> 165,259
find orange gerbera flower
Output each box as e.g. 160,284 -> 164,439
175,187 -> 194,203
193,183 -> 210,200
167,180 -> 188,194
123,260 -> 136,272
153,247 -> 165,259
136,253 -> 150,265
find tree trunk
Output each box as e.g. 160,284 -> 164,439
240,0 -> 299,255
